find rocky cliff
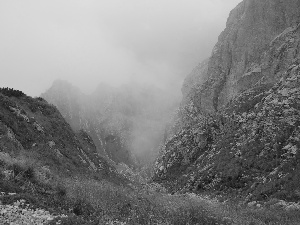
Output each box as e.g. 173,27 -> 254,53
183,0 -> 300,113
154,0 -> 300,202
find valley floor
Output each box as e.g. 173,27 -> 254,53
0,155 -> 299,225
1,174 -> 300,225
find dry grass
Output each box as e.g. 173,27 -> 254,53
236,206 -> 300,225
1,153 -> 300,224
56,177 -> 231,224
183,193 -> 300,225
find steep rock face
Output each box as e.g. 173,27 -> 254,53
42,81 -> 177,167
0,92 -> 120,182
181,59 -> 209,101
154,0 -> 300,201
188,0 -> 300,112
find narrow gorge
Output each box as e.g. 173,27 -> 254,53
1,0 -> 300,224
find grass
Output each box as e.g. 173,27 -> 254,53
236,206 -> 300,225
60,177 -> 224,224
0,155 -> 226,224
0,153 -> 300,224
188,192 -> 300,225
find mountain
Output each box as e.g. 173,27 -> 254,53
42,80 -> 178,168
154,0 -> 300,202
0,89 -> 123,183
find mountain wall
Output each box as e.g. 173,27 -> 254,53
154,0 -> 300,202
184,0 -> 300,113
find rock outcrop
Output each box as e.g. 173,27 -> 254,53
154,0 -> 300,202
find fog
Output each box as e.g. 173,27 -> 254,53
1,0 -> 242,165
0,0 -> 241,97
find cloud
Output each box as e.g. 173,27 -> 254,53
0,0 -> 241,96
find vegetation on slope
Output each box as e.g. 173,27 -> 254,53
0,92 -> 121,182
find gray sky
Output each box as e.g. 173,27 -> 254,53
0,0 -> 241,97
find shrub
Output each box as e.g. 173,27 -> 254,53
72,199 -> 95,217
55,185 -> 67,197
0,87 -> 25,98
23,166 -> 35,180
0,153 -> 37,183
36,97 -> 46,102
0,179 -> 21,193
49,216 -> 95,225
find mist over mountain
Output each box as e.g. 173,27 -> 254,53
42,80 -> 179,167
0,0 -> 241,97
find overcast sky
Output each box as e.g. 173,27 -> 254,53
0,0 -> 241,97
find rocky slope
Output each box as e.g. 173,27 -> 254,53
154,0 -> 300,202
42,80 -> 178,168
0,89 -> 120,182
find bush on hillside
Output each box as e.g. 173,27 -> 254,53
0,87 -> 25,98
